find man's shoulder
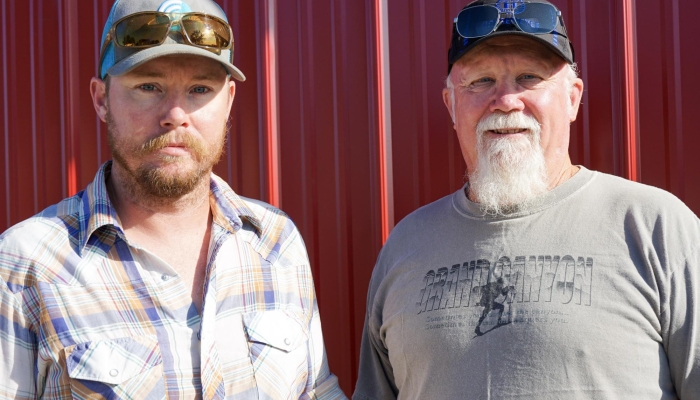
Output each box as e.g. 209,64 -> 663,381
589,170 -> 696,217
390,191 -> 456,238
0,192 -> 85,288
1,191 -> 85,245
216,190 -> 308,264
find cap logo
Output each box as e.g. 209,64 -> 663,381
158,0 -> 193,13
495,0 -> 525,12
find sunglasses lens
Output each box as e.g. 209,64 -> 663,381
115,13 -> 170,47
456,6 -> 500,38
181,14 -> 231,48
514,3 -> 558,34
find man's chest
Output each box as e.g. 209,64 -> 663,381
375,240 -> 672,399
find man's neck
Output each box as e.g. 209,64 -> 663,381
547,158 -> 579,190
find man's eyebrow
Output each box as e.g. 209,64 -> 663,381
192,73 -> 225,81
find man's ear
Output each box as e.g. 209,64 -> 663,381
90,77 -> 109,123
442,87 -> 456,126
568,77 -> 584,122
227,78 -> 236,112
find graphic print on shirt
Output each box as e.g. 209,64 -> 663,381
416,255 -> 593,337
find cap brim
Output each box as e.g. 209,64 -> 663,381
106,44 -> 246,82
456,30 -> 573,66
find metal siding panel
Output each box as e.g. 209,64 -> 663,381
636,0 -> 674,191
215,0 -> 265,200
1,0 -> 8,228
276,0 -> 383,392
635,0 -> 699,214
388,0 -> 466,226
6,0 -> 34,224
678,0 -> 700,212
37,0 -> 68,214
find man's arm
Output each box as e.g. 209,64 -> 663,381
352,313 -> 398,400
353,266 -> 398,400
0,278 -> 38,399
300,301 -> 347,400
663,246 -> 700,398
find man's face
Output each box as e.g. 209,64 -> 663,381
98,55 -> 235,198
443,36 -> 583,211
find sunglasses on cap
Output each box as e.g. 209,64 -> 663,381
454,2 -> 565,38
98,11 -> 233,76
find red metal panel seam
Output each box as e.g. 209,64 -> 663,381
576,0 -> 591,166
263,0 -> 281,208
669,0 -> 684,198
622,0 -> 640,181
418,0 -> 430,203
374,0 -> 394,242
58,0 -> 80,197
330,0 -> 355,384
30,0 -> 38,212
66,0 -> 80,196
58,0 -> 66,196
2,0 -> 10,226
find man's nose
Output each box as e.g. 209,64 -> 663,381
489,83 -> 525,114
159,95 -> 190,129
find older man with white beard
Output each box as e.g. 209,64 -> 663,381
353,1 -> 700,399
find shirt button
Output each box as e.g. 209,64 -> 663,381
284,338 -> 291,346
109,369 -> 119,377
161,274 -> 169,281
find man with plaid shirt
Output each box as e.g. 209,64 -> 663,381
0,0 -> 345,398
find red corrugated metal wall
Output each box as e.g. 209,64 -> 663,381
1,0 -> 698,394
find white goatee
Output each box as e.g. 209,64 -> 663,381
468,111 -> 548,216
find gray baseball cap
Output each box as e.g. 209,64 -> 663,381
99,0 -> 245,81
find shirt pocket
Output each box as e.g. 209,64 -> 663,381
63,335 -> 166,399
243,309 -> 310,399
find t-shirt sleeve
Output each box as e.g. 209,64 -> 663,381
353,263 -> 398,400
662,246 -> 700,398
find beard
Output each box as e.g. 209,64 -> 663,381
467,111 -> 548,216
107,111 -> 226,199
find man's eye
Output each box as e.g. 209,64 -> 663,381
469,77 -> 493,88
192,86 -> 209,94
519,74 -> 540,81
139,84 -> 157,91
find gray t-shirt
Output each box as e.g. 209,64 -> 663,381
353,167 -> 700,399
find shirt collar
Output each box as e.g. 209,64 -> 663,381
78,161 -> 263,254
208,173 -> 263,235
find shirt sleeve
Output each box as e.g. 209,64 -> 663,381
662,246 -> 700,398
300,300 -> 347,400
353,266 -> 398,400
0,278 -> 38,400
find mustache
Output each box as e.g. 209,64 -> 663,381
137,132 -> 206,159
476,112 -> 541,136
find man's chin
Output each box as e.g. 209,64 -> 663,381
135,166 -> 208,199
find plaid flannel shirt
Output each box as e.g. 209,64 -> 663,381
0,162 -> 346,399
